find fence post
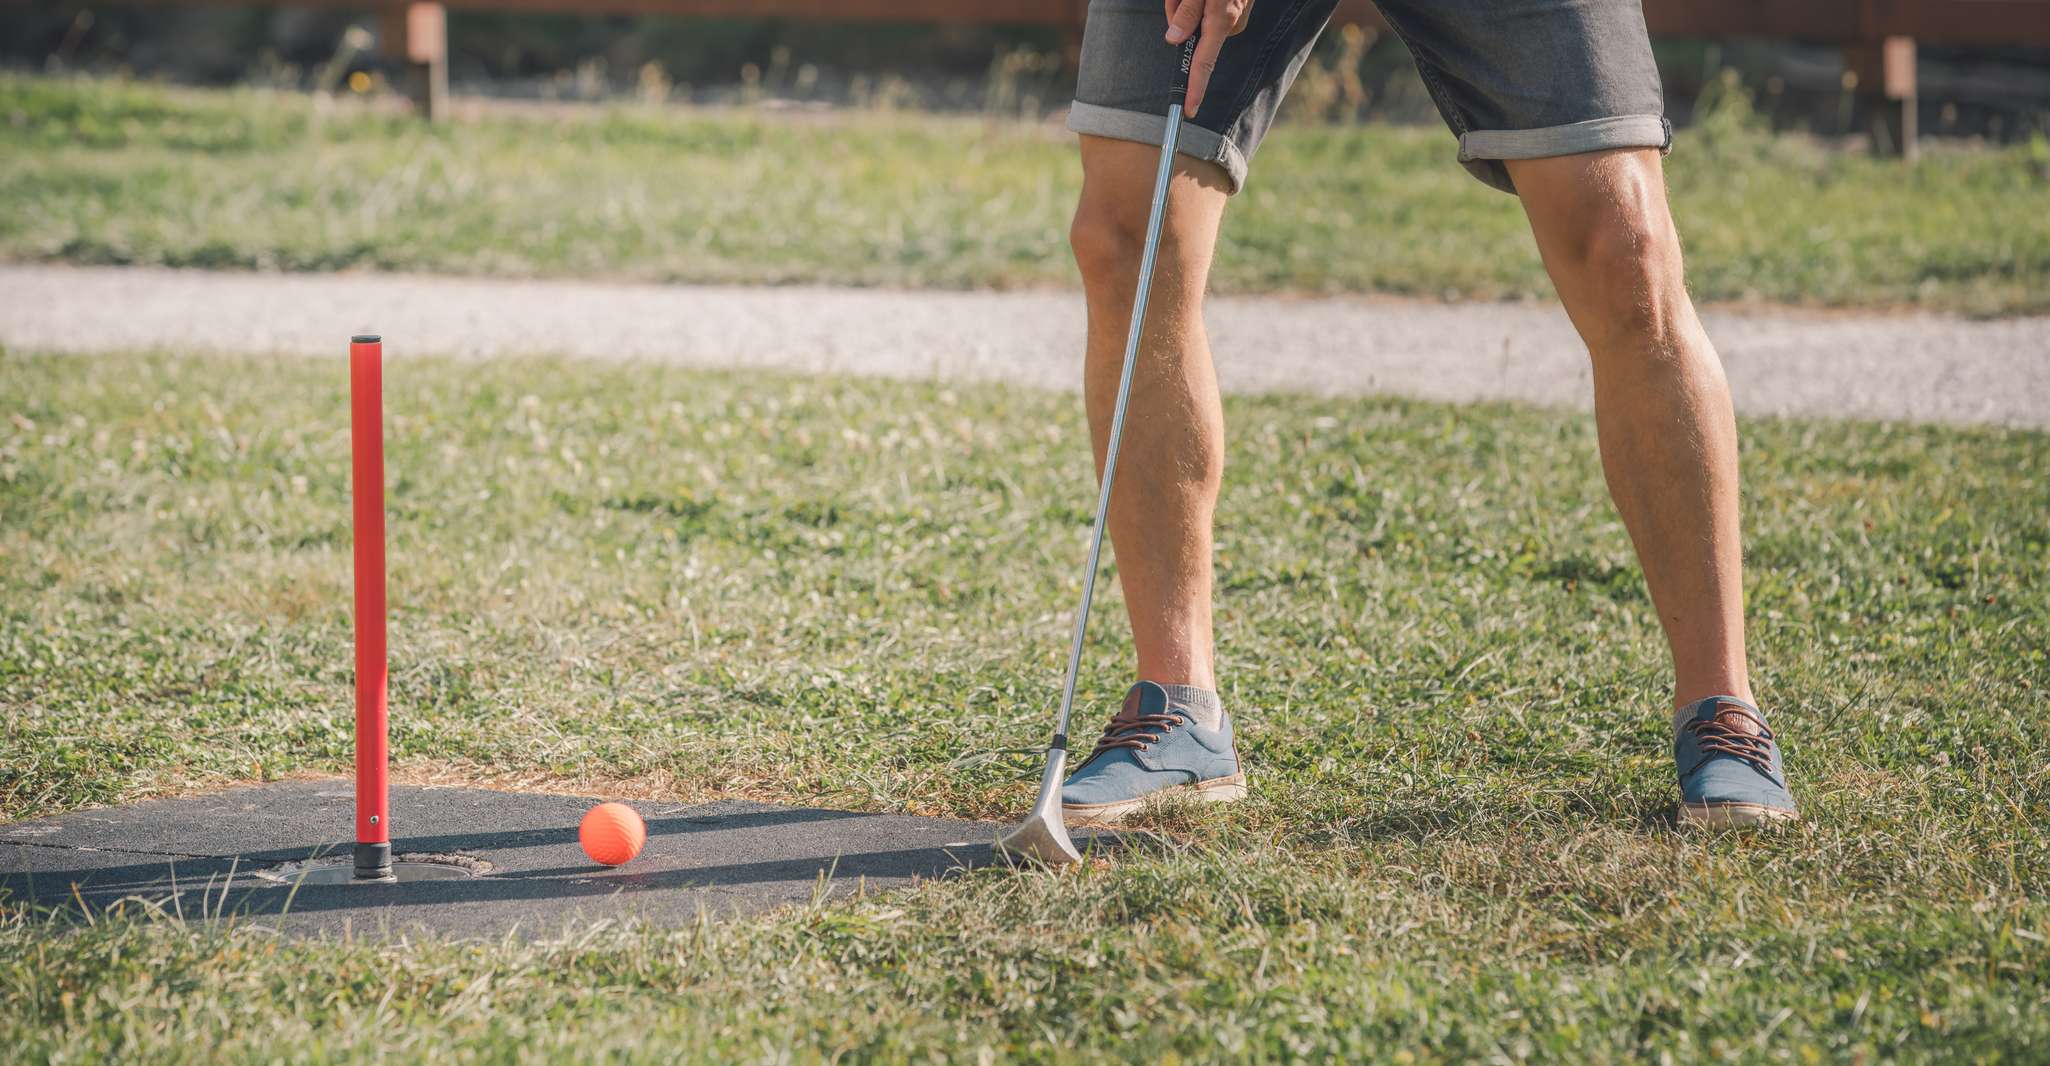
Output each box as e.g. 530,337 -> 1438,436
379,2 -> 449,121
1845,34 -> 1917,160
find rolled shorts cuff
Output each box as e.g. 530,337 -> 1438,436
1458,114 -> 1672,163
1066,101 -> 1250,192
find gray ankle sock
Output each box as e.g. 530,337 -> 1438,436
1161,684 -> 1224,731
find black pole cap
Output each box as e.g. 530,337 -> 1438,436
354,841 -> 394,880
351,334 -> 382,344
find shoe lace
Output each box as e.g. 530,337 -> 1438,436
1683,701 -> 1777,773
1088,703 -> 1183,759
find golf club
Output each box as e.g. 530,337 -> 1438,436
998,33 -> 1201,867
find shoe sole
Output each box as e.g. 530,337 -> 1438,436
1061,773 -> 1248,828
1679,801 -> 1799,829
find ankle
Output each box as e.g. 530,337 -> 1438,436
1671,683 -> 1757,729
1133,660 -> 1214,692
1153,682 -> 1223,731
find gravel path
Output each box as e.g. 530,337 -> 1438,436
4,264 -> 2044,427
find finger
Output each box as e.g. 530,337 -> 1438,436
1229,0 -> 1254,35
1185,14 -> 1227,114
1165,0 -> 1203,44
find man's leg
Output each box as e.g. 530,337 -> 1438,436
1056,135 -> 1247,826
1505,149 -> 1794,824
1505,149 -> 1748,710
1070,134 -> 1233,692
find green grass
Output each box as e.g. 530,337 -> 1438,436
4,73 -> 2050,313
3,349 -> 2047,1061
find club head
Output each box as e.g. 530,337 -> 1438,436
995,747 -> 1084,867
997,808 -> 1083,867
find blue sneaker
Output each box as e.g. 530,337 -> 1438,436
1061,681 -> 1246,826
1675,695 -> 1798,828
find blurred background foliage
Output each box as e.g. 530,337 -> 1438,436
4,5 -> 2048,141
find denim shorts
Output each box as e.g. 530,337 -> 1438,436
1067,0 -> 1672,194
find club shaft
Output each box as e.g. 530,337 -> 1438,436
1050,105 -> 1185,746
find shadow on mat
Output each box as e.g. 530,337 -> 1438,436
2,827 -> 1128,928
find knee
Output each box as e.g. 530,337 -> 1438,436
1552,197 -> 1691,351
1069,143 -> 1228,304
1571,206 -> 1684,303
1069,197 -> 1147,293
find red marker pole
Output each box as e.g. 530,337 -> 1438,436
349,334 -> 393,881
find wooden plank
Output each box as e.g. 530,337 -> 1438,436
1876,0 -> 2050,41
1643,0 -> 2050,44
1640,0 -> 1853,39
26,0 -> 1085,21
427,0 -> 1081,19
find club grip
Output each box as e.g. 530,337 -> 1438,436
1168,34 -> 1199,105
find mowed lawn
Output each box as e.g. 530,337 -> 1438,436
2,350 -> 2046,1061
5,73 -> 2050,313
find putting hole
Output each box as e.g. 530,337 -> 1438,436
254,852 -> 491,886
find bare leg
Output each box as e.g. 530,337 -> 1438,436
1069,135 -> 1233,691
1504,150 -> 1752,713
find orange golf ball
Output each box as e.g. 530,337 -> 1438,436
579,802 -> 646,866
